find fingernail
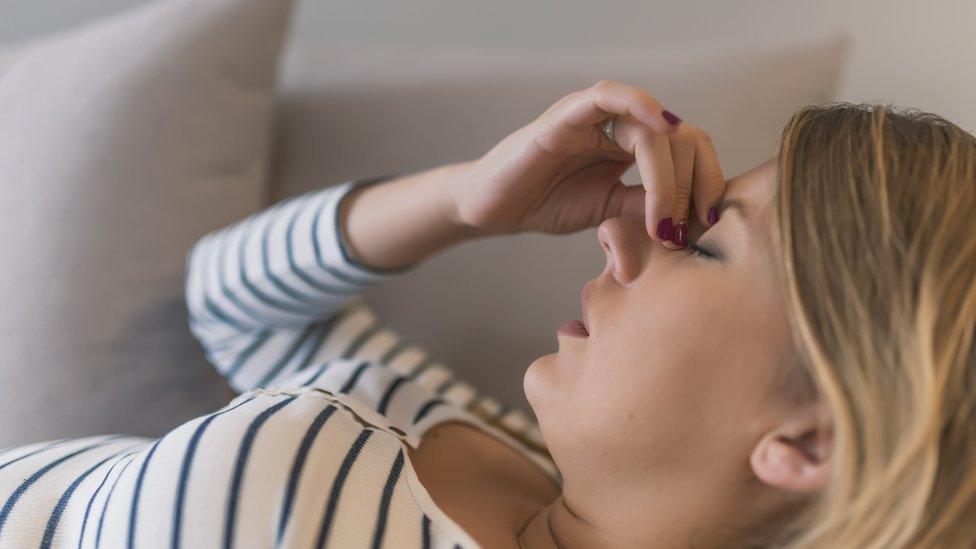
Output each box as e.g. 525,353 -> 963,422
671,220 -> 688,246
662,110 -> 682,126
707,204 -> 720,225
656,217 -> 674,240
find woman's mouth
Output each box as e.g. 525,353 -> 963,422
557,320 -> 589,338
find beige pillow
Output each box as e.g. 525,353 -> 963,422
0,0 -> 295,446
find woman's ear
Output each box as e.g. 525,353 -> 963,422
750,401 -> 833,494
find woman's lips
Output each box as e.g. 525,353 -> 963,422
557,320 -> 589,338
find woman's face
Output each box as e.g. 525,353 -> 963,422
525,156 -> 799,541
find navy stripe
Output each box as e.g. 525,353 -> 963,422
422,514 -> 432,549
281,194 -> 349,296
370,449 -> 405,549
223,328 -> 272,378
222,397 -> 297,549
379,341 -> 405,364
188,311 -> 245,348
95,453 -> 139,547
376,376 -> 409,415
275,403 -> 339,545
435,377 -> 457,395
171,396 -> 255,549
192,233 -> 258,334
311,192 -> 371,287
331,304 -> 381,362
412,398 -> 447,424
255,322 -> 323,387
214,224 -> 271,328
41,446 -> 136,549
199,324 -> 262,354
237,207 -> 325,315
126,438 -> 162,549
0,438 -> 73,472
405,357 -> 435,381
300,361 -> 334,388
77,449 -> 141,549
290,319 -> 334,376
261,195 -> 345,305
202,296 -> 253,334
292,310 -> 383,390
244,300 -> 363,387
0,436 -> 121,535
315,429 -> 373,548
264,197 -> 324,300
338,361 -> 371,394
341,324 -> 380,359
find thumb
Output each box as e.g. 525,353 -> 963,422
602,182 -> 646,221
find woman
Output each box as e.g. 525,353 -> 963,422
0,80 -> 972,548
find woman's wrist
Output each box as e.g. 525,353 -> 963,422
337,160 -> 488,272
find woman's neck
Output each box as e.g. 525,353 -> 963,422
516,496 -> 623,549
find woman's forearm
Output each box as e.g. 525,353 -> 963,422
337,161 -> 487,272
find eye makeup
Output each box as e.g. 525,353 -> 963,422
686,236 -> 717,260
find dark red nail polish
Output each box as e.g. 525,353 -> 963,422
707,205 -> 720,225
656,217 -> 674,240
671,220 -> 687,246
662,110 -> 682,125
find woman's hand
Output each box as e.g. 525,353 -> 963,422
449,80 -> 727,246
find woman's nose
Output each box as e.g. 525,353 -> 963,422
597,216 -> 650,285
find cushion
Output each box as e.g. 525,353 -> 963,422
268,35 -> 850,411
0,0 -> 295,446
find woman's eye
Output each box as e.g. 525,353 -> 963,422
687,240 -> 715,259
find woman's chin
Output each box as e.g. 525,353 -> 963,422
524,354 -> 557,406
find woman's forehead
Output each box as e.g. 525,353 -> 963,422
725,157 -> 777,213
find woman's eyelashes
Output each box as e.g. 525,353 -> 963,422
686,238 -> 717,259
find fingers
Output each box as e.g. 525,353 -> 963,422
614,120 -> 725,245
533,80 -> 724,244
609,113 -> 682,245
689,128 -> 727,229
614,184 -> 646,219
598,180 -> 646,222
559,80 -> 681,136
633,132 -> 678,245
667,129 -> 697,246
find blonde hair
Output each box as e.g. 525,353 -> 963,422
769,102 -> 976,548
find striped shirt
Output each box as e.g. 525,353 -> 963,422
0,174 -> 561,548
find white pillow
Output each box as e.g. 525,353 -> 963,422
0,0 -> 295,446
269,36 -> 850,411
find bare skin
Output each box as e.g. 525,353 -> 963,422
338,81 -> 833,547
405,421 -> 559,548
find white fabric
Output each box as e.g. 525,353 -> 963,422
0,0 -> 295,446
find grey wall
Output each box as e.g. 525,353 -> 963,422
3,0 -> 975,131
